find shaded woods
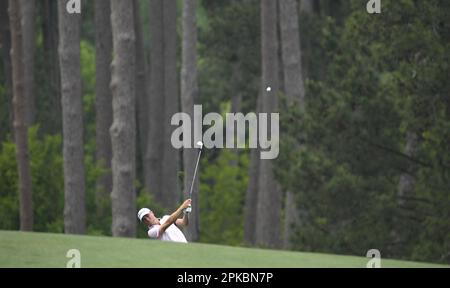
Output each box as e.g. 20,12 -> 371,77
0,0 -> 448,264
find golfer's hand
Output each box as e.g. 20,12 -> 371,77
181,199 -> 192,210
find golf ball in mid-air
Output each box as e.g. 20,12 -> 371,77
266,86 -> 271,92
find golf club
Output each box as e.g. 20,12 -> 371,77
185,141 -> 203,213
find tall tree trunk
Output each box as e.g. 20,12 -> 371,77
181,0 -> 199,241
94,0 -> 113,216
0,0 -> 13,142
244,80 -> 261,246
42,0 -> 61,134
9,0 -> 33,231
230,63 -> 243,132
161,0 -> 179,210
255,0 -> 282,248
145,0 -> 164,201
299,0 -> 318,81
228,63 -> 242,166
110,0 -> 136,237
244,142 -> 260,245
58,0 -> 86,234
279,0 -> 306,249
133,0 -> 149,188
20,0 -> 35,126
145,0 -> 179,210
280,0 -> 305,108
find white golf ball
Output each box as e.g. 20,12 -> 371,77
266,86 -> 271,92
197,141 -> 203,147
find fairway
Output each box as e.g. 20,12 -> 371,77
0,231 -> 447,268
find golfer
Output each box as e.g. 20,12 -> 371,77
137,199 -> 191,243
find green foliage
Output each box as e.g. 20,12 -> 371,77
78,39 -> 113,235
0,24 -> 102,235
0,141 -> 19,229
0,126 -> 64,232
199,0 -> 260,113
196,1 -> 257,246
80,40 -> 96,145
28,127 -> 65,232
34,12 -> 61,135
0,124 -> 163,237
276,0 -> 450,264
199,149 -> 249,246
84,147 -> 108,235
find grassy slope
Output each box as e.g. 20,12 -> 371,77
0,230 -> 447,268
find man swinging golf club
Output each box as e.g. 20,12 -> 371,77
137,199 -> 191,243
137,141 -> 203,243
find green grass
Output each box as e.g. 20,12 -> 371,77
0,230 -> 447,268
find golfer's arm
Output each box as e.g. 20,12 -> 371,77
159,206 -> 184,234
176,213 -> 189,227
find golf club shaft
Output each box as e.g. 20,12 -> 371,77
188,148 -> 202,199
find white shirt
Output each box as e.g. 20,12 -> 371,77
148,215 -> 188,243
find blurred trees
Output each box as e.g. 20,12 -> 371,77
133,0 -> 148,189
39,0 -> 61,135
195,0 -> 261,246
145,0 -> 179,211
20,0 -> 36,126
145,0 -> 164,208
58,0 -> 86,234
0,127 -> 63,232
200,149 -> 248,245
0,0 -> 448,264
160,0 -> 179,211
181,0 -> 199,241
110,0 -> 136,237
9,0 -> 33,231
276,0 -> 450,263
94,0 -> 112,221
254,0 -> 282,248
0,0 -> 12,143
279,0 -> 306,249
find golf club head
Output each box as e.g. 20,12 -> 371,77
196,141 -> 203,149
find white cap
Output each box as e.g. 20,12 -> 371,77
137,208 -> 151,221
